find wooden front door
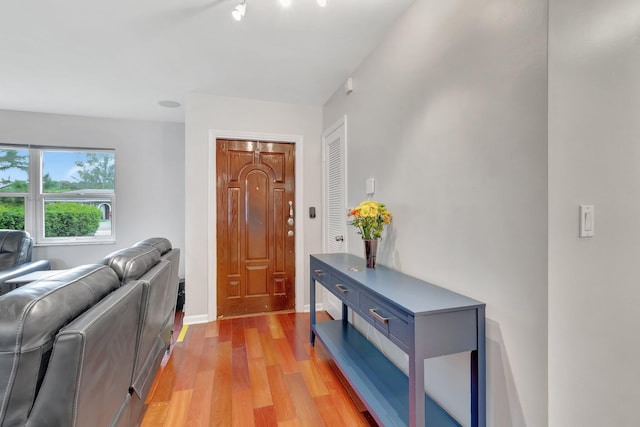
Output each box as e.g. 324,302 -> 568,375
216,139 -> 295,317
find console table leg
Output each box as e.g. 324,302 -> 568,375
409,353 -> 425,427
471,350 -> 479,427
474,307 -> 486,427
310,276 -> 316,346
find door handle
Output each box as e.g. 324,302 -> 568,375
335,235 -> 344,242
288,201 -> 295,226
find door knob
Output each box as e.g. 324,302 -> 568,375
288,230 -> 294,237
335,235 -> 344,242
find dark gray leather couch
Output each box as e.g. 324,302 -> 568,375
0,237 -> 180,427
133,237 -> 181,364
0,230 -> 50,296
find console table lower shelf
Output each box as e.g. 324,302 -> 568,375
314,320 -> 461,427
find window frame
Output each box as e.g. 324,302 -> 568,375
0,144 -> 116,246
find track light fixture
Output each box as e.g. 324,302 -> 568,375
232,0 -> 247,21
232,0 -> 327,21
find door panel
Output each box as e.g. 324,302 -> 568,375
217,139 -> 295,317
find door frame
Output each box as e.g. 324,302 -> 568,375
321,116 -> 347,319
207,129 -> 304,320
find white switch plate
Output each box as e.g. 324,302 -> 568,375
579,205 -> 594,237
366,178 -> 375,195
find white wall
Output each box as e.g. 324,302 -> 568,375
0,109 -> 185,277
548,1 -> 640,426
323,0 -> 548,425
184,94 -> 322,322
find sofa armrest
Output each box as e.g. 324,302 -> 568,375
0,260 -> 50,286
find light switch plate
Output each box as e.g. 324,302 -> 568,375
579,205 -> 594,237
366,178 -> 375,195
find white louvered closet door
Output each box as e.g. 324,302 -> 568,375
324,119 -> 346,253
322,118 -> 346,319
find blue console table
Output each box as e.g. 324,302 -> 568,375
309,253 -> 486,427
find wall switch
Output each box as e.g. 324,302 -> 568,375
579,205 -> 594,237
366,178 -> 375,195
309,207 -> 316,218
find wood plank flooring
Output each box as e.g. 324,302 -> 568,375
141,312 -> 378,427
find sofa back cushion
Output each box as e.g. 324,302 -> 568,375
101,246 -> 160,284
0,265 -> 120,427
134,238 -> 181,326
25,280 -> 144,427
0,230 -> 32,270
129,260 -> 172,399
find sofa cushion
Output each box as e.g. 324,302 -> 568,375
0,264 -> 120,427
101,246 -> 160,284
133,237 -> 172,256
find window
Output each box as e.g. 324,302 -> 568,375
0,145 -> 116,245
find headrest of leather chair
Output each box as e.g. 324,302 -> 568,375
0,229 -> 33,268
133,237 -> 172,256
0,264 -> 120,352
101,246 -> 161,284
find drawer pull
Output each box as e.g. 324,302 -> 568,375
335,284 -> 348,294
369,308 -> 390,324
314,269 -> 325,277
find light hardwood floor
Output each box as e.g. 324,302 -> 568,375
141,311 -> 377,427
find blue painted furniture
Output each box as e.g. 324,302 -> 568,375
310,253 -> 486,427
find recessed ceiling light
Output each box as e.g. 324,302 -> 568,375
158,100 -> 181,108
317,0 -> 328,6
279,0 -> 292,7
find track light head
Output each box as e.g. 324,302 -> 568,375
232,1 -> 246,21
234,0 -> 327,22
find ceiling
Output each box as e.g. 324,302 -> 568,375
0,0 -> 414,123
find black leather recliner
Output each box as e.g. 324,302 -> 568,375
0,230 -> 50,295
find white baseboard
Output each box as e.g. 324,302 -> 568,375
183,314 -> 209,325
302,303 -> 324,313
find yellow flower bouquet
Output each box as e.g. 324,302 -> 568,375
348,200 -> 392,240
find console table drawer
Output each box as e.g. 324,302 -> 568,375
359,292 -> 411,349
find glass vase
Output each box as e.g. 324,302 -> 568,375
364,239 -> 378,269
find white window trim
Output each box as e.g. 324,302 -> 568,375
36,194 -> 117,246
1,145 -> 116,246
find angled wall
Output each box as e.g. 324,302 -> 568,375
323,0 -> 548,425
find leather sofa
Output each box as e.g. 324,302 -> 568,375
0,237 -> 180,427
0,230 -> 50,296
